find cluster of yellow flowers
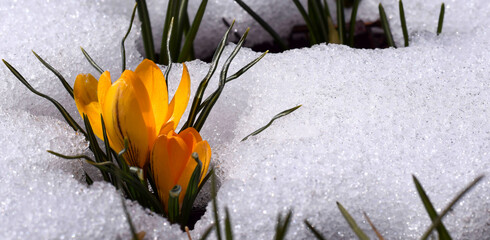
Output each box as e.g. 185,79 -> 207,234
73,59 -> 210,212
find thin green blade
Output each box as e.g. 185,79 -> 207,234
241,105 -> 301,141
31,50 -> 74,98
348,0 -> 361,47
135,0 -> 155,60
80,47 -> 104,74
121,3 -> 138,72
178,0 -> 208,62
413,175 -> 451,240
399,0 -> 409,47
437,3 -> 445,35
336,202 -> 369,240
304,220 -> 326,240
378,3 -> 396,48
234,0 -> 288,50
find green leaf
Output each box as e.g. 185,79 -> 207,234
164,17 -> 175,88
308,0 -> 329,43
378,3 -> 396,48
336,202 -> 369,240
80,47 -> 104,74
420,175 -> 484,240
304,220 -> 326,240
193,28 -> 250,132
121,193 -> 140,240
224,207 -> 233,240
121,3 -> 138,72
241,105 -> 301,142
437,3 -> 445,35
135,0 -> 155,61
179,153 -> 203,227
413,175 -> 451,240
83,114 -> 111,183
274,210 -> 293,240
336,0 -> 346,44
363,212 -> 385,240
2,59 -> 86,137
234,0 -> 288,50
178,0 -> 208,62
197,50 -> 268,112
168,185 -> 182,223
348,0 -> 361,47
31,50 -> 74,98
211,173 -> 222,240
84,171 -> 94,185
199,224 -> 215,240
292,0 -> 318,44
160,0 -> 177,65
173,0 -> 190,62
399,0 -> 409,47
183,20 -> 235,130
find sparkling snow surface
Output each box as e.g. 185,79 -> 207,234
0,0 -> 489,239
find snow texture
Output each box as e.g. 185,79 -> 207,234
0,0 -> 489,239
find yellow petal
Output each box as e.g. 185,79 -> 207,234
121,70 -> 157,145
74,73 -> 104,139
101,79 -> 150,169
158,121 -> 175,136
151,133 -> 191,210
97,71 -> 111,105
166,63 -> 191,129
135,59 -> 168,133
194,140 -> 211,184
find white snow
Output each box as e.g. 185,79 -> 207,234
0,0 -> 488,239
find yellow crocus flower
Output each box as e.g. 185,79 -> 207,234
150,128 -> 211,211
73,59 -> 191,169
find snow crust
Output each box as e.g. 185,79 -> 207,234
0,0 -> 488,239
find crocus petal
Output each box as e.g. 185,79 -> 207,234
166,63 -> 191,129
175,140 -> 211,204
158,121 -> 175,136
97,71 -> 111,105
74,73 -> 104,139
151,133 -> 191,209
120,70 -> 157,145
135,59 -> 169,133
101,79 -> 150,169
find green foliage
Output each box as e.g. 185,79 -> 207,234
437,3 -> 445,35
242,105 -> 302,141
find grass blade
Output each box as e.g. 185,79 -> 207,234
308,0 -> 329,43
304,220 -> 326,240
241,105 -> 301,142
31,50 -> 74,98
168,185 -> 182,223
234,0 -> 288,50
180,153 -> 203,227
160,0 -> 175,65
348,0 -> 361,47
2,59 -> 86,136
178,0 -> 208,62
211,173 -> 222,240
399,0 -> 409,47
274,210 -> 293,240
337,202 -> 369,240
193,28 -> 250,131
80,47 -> 104,74
135,0 -> 155,60
164,17 -> 175,87
199,224 -> 215,240
172,0 -> 190,62
292,0 -> 318,44
224,207 -> 233,240
183,20 -> 235,130
336,0 -> 346,44
363,212 -> 385,240
379,3 -> 396,48
121,3 -> 138,72
121,194 -> 140,240
413,175 -> 451,239
420,175 -> 484,240
437,3 -> 445,35
197,50 -> 268,112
